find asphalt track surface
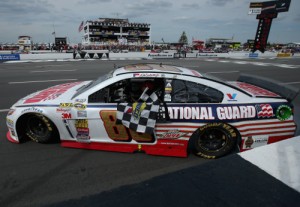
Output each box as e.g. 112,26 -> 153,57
0,57 -> 300,206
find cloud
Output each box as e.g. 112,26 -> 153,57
208,0 -> 235,7
78,0 -> 112,4
0,0 -> 52,15
126,0 -> 172,12
181,3 -> 200,9
294,14 -> 300,22
0,0 -> 299,44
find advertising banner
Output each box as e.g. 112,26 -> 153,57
249,0 -> 291,14
0,54 -> 20,61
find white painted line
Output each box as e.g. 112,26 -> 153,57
281,82 -> 300,85
206,71 -> 239,74
251,62 -> 269,66
239,136 -> 300,193
276,64 -> 298,69
8,79 -> 78,84
30,69 -> 77,73
4,61 -> 29,64
0,109 -> 9,113
234,61 -> 248,64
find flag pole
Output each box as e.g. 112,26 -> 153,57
52,23 -> 56,38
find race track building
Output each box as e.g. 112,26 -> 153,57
81,18 -> 151,47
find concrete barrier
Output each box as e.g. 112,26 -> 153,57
1,50 -> 289,62
20,53 -> 72,60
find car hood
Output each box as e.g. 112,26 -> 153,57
14,81 -> 91,106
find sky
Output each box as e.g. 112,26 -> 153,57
0,0 -> 299,44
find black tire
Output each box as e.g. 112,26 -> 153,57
193,123 -> 237,159
25,114 -> 57,143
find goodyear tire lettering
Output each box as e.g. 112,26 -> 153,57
193,123 -> 238,159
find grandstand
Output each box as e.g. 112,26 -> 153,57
81,18 -> 151,47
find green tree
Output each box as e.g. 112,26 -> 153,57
178,31 -> 188,44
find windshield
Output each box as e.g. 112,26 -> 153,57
72,70 -> 114,98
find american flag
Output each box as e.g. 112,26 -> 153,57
255,104 -> 274,118
78,21 -> 84,32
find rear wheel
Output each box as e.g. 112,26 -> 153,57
193,123 -> 237,159
25,114 -> 58,143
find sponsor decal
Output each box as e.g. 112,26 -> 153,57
75,99 -> 86,103
255,104 -> 274,118
276,105 -> 292,121
168,106 -> 256,120
75,119 -> 88,128
61,113 -> 72,119
244,136 -> 254,148
7,109 -> 15,116
160,142 -> 185,146
132,102 -> 146,120
76,127 -> 90,140
164,80 -> 172,102
165,82 -> 172,93
74,103 -> 86,110
243,135 -> 269,149
77,110 -> 87,118
56,108 -> 71,113
6,118 -> 14,128
168,107 -> 215,120
75,119 -> 90,140
217,106 -> 256,120
226,93 -> 237,101
158,130 -> 186,139
24,82 -> 82,103
21,107 -> 43,114
9,128 -> 16,136
60,103 -> 73,108
164,94 -> 171,102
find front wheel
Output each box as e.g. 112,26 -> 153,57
25,114 -> 58,143
193,123 -> 237,159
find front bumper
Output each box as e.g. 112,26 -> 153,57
6,131 -> 19,144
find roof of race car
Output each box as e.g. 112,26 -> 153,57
112,64 -> 203,77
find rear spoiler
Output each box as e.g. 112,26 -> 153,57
238,73 -> 299,102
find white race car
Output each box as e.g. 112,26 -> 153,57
6,64 -> 298,158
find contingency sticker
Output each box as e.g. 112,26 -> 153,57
243,135 -> 269,149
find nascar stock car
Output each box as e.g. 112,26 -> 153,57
6,64 -> 299,158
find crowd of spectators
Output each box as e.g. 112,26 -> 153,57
1,42 -> 299,54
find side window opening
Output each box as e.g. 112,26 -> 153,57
88,80 -> 128,103
88,78 -> 165,103
170,79 -> 223,103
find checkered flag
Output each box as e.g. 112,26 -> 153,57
116,88 -> 159,134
